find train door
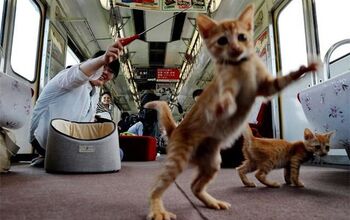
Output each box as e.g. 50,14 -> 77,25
1,0 -> 45,155
272,0 -> 313,142
272,0 -> 350,160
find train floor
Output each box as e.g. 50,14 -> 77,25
1,157 -> 349,220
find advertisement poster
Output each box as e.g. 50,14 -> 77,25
255,29 -> 268,65
163,0 -> 206,11
117,0 -> 161,10
156,68 -> 180,82
49,24 -> 66,67
116,0 -> 206,12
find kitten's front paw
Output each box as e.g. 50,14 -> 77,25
206,199 -> 231,210
147,210 -> 176,220
291,62 -> 319,79
215,93 -> 236,119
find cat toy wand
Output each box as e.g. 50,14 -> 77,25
119,7 -> 191,46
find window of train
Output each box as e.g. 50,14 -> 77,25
65,47 -> 80,67
10,0 -> 41,81
276,0 -> 307,75
274,0 -> 311,142
315,0 -> 350,61
0,0 -> 6,45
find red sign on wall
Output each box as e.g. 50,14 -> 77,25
156,68 -> 180,82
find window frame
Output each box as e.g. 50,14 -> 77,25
9,0 -> 45,83
0,0 -> 8,46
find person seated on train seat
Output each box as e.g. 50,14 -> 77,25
119,113 -> 139,135
29,40 -> 124,168
117,112 -> 131,134
127,120 -> 144,136
126,108 -> 158,136
95,91 -> 114,122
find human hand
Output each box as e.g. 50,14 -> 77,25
104,39 -> 124,64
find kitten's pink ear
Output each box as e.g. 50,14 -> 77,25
197,14 -> 217,39
304,128 -> 315,140
238,4 -> 255,32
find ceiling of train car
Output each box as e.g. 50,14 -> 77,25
116,6 -> 198,91
55,0 -> 220,115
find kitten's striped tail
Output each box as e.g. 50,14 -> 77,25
144,101 -> 177,136
242,124 -> 254,148
242,124 -> 254,138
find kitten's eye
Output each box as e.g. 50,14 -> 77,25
217,36 -> 228,45
326,145 -> 330,151
238,33 -> 247,42
315,145 -> 321,150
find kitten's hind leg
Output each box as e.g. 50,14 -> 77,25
191,147 -> 231,210
237,160 -> 257,187
255,168 -> 280,188
148,142 -> 193,220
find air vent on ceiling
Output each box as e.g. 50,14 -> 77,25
132,9 -> 146,41
149,42 -> 166,67
171,12 -> 186,41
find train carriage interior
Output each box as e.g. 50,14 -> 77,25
0,0 -> 349,219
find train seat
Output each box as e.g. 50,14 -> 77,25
45,119 -> 121,173
221,99 -> 269,168
119,135 -> 157,161
0,72 -> 32,130
0,72 -> 32,172
298,71 -> 350,158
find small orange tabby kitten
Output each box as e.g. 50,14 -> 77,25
238,126 -> 333,188
145,4 -> 318,220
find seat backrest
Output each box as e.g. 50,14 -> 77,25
248,98 -> 266,126
0,72 -> 33,129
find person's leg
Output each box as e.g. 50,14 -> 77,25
31,138 -> 45,156
30,139 -> 45,167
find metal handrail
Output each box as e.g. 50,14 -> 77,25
323,38 -> 350,79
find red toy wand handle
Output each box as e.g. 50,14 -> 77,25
119,34 -> 140,46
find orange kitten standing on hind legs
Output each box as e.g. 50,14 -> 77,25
145,4 -> 319,220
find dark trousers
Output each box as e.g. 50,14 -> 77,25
31,138 -> 46,156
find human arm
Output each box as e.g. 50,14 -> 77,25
127,122 -> 144,136
79,39 -> 123,77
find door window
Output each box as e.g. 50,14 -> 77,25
10,0 -> 41,81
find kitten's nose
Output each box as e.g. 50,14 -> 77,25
229,47 -> 242,57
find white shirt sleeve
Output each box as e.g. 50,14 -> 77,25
53,64 -> 103,90
127,121 -> 144,136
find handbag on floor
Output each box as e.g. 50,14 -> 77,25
0,128 -> 20,173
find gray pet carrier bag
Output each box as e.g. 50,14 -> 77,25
45,119 -> 121,173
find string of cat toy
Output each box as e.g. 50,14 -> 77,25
119,7 -> 191,46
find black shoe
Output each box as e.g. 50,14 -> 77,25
30,156 -> 45,168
